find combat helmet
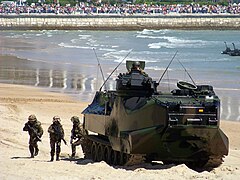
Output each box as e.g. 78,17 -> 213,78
28,114 -> 37,122
132,61 -> 140,68
71,116 -> 80,124
53,115 -> 61,122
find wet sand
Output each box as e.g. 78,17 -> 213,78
0,83 -> 240,179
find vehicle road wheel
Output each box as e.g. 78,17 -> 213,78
97,144 -> 104,162
91,142 -> 97,162
109,149 -> 120,165
109,148 -> 116,165
103,145 -> 111,164
114,151 -> 121,165
120,152 -> 129,165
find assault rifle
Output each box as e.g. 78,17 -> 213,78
52,125 -> 67,146
27,124 -> 42,142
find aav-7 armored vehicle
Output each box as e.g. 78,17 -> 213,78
81,60 -> 229,168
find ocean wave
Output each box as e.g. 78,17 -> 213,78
78,34 -> 92,39
98,48 -> 116,52
136,35 -> 167,39
148,38 -> 210,49
103,51 -> 157,64
215,87 -> 240,91
7,34 -> 23,39
137,29 -> 169,35
58,42 -> 93,49
71,39 -> 80,43
36,34 -> 43,37
145,66 -> 172,71
17,56 -> 50,64
138,35 -> 219,49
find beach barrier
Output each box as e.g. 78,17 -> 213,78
1,14 -> 240,30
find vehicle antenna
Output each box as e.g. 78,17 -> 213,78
99,49 -> 132,91
176,58 -> 196,86
158,51 -> 178,84
93,48 -> 106,89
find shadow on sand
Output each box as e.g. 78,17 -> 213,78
11,156 -> 32,159
61,156 -> 215,172
61,157 -> 176,171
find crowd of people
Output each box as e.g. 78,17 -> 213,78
1,2 -> 240,15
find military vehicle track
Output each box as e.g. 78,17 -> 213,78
81,136 -> 224,168
81,136 -> 145,166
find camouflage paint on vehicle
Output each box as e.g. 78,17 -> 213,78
81,60 -> 229,168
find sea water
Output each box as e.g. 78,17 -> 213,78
0,30 -> 239,121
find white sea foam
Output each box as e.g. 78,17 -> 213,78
138,29 -> 169,35
87,39 -> 97,43
145,66 -> 172,71
148,38 -> 211,49
98,48 -> 116,52
102,49 -> 162,64
78,34 -> 92,39
58,42 -> 92,49
136,35 -> 167,39
7,34 -> 23,39
103,50 -> 132,63
138,35 -> 219,49
71,39 -> 80,43
215,87 -> 240,91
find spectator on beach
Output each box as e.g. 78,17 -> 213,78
1,2 -> 240,15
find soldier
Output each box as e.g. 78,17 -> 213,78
23,114 -> 43,158
48,116 -> 65,161
70,116 -> 84,158
130,61 -> 148,76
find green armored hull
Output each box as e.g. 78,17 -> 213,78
81,61 -> 229,169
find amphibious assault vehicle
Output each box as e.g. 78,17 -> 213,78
81,60 -> 229,169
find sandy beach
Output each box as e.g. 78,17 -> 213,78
0,83 -> 240,180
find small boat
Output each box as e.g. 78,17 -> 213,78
221,42 -> 232,54
228,43 -> 240,56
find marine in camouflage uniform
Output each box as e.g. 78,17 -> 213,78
48,116 -> 65,161
23,114 -> 43,158
70,116 -> 84,158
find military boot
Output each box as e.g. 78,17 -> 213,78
29,145 -> 34,158
50,156 -> 54,161
56,154 -> 60,161
71,153 -> 75,158
50,152 -> 54,161
34,147 -> 39,156
71,144 -> 76,158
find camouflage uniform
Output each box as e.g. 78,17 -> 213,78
48,116 -> 65,161
70,116 -> 84,158
23,114 -> 43,158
